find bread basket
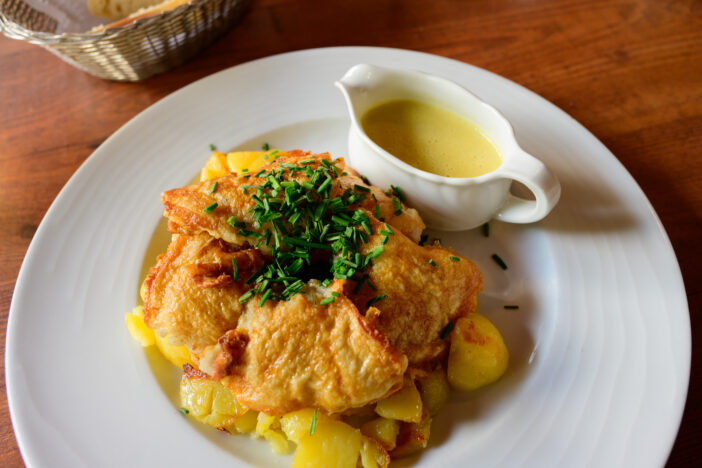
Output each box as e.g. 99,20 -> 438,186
0,0 -> 251,81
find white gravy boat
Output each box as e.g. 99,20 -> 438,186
335,64 -> 561,231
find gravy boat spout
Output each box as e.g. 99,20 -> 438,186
335,64 -> 560,231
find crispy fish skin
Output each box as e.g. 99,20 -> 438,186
210,286 -> 406,415
348,218 -> 482,366
162,152 -> 424,244
142,233 -> 266,351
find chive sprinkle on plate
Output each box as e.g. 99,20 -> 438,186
491,253 -> 507,270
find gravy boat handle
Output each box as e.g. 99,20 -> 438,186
493,149 -> 561,224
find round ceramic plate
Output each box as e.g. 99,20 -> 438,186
6,47 -> 689,467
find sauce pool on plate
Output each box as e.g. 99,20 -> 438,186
361,99 -> 502,178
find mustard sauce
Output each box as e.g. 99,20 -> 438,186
361,99 -> 502,178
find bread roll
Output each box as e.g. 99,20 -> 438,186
88,0 -> 167,21
89,0 -> 193,31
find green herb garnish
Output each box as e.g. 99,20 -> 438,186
309,409 -> 318,435
449,256 -> 460,262
482,222 -> 490,237
203,202 -> 218,214
208,144 -> 215,152
232,258 -> 239,282
209,181 -> 218,194
390,185 -> 406,202
366,294 -> 388,308
392,197 -> 402,215
504,305 -> 519,310
492,253 -> 507,270
212,157 -> 387,304
262,142 -> 270,151
439,322 -> 454,339
179,407 -> 190,415
428,259 -> 438,267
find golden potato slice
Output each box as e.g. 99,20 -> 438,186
154,333 -> 193,369
361,417 -> 400,451
282,409 -> 362,468
200,151 -> 229,181
229,410 -> 258,434
375,380 -> 422,423
390,412 -> 432,459
447,314 -> 509,391
360,436 -> 390,468
125,306 -> 155,346
226,151 -> 270,175
418,367 -> 450,415
179,374 -> 247,429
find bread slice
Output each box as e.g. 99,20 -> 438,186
88,0 -> 166,21
90,0 -> 193,31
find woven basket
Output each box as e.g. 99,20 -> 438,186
0,0 -> 251,81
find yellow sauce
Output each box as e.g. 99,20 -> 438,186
361,99 -> 502,178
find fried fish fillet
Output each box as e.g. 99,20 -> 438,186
349,219 -> 482,366
198,284 -> 406,415
142,233 -> 266,351
163,153 -> 425,245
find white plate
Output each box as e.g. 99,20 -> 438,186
6,47 -> 689,468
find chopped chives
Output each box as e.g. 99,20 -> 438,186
366,245 -> 384,259
262,142 -> 270,151
232,258 -> 238,281
309,409 -> 318,435
360,174 -> 370,184
354,184 -> 371,193
482,223 -> 490,237
374,204 -> 381,219
366,294 -> 387,307
208,144 -> 215,152
449,256 -> 460,262
390,185 -> 406,202
209,181 -> 218,194
492,253 -> 508,270
179,407 -> 190,415
259,289 -> 272,307
439,322 -> 454,339
504,305 -> 519,310
392,197 -> 402,215
320,297 -> 335,305
203,202 -> 218,214
428,259 -> 438,267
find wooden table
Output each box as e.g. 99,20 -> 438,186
0,0 -> 699,465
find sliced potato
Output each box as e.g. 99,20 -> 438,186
200,151 -> 229,180
418,367 -> 450,416
282,409 -> 361,468
447,314 -> 509,391
360,436 -> 390,468
154,333 -> 193,369
375,380 -> 423,423
390,412 -> 432,459
226,151 -> 270,175
360,417 -> 400,451
125,306 -> 155,346
229,410 -> 258,434
180,376 -> 247,429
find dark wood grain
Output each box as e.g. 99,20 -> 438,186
1,0 -> 700,466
